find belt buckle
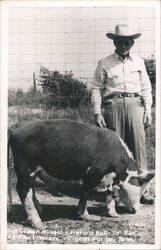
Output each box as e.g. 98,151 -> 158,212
118,93 -> 123,98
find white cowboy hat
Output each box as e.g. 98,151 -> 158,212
106,24 -> 141,40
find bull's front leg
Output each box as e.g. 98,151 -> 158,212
77,172 -> 101,222
77,167 -> 105,221
106,195 -> 120,217
77,189 -> 101,221
105,188 -> 120,217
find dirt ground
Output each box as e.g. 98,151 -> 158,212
7,177 -> 155,245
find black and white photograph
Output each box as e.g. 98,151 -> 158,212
0,0 -> 161,249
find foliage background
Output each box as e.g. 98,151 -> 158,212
8,56 -> 156,108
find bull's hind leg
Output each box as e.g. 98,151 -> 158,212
30,169 -> 43,216
32,185 -> 43,216
16,177 -> 45,229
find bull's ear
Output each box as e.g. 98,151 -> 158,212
138,172 -> 155,185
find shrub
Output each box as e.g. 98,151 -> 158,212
38,66 -> 90,109
144,55 -> 156,84
24,87 -> 44,108
144,55 -> 156,106
8,88 -> 17,106
8,87 -> 45,108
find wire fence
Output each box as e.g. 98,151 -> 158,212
8,6 -> 156,91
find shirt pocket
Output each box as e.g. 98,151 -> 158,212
107,70 -> 120,86
130,69 -> 141,83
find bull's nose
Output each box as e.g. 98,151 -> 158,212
127,207 -> 136,214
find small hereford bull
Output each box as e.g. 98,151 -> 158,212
8,119 -> 154,229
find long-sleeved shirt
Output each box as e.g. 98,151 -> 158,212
91,52 -> 152,115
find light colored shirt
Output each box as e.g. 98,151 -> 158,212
91,52 -> 152,115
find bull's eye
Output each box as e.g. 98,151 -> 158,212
128,177 -> 140,186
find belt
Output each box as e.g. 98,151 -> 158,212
103,92 -> 140,100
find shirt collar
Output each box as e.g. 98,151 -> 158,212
113,51 -> 133,62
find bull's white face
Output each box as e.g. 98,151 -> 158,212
97,170 -> 154,213
119,170 -> 154,212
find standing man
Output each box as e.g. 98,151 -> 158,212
91,24 -> 154,204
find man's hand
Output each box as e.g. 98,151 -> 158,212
95,114 -> 106,128
143,111 -> 152,129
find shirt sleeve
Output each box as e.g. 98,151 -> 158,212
91,60 -> 107,115
140,59 -> 153,113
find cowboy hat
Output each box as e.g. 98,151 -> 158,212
106,24 -> 141,40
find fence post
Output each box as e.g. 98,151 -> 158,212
33,72 -> 37,92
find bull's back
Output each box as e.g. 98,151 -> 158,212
9,119 -> 98,180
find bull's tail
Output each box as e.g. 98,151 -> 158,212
7,126 -> 13,210
7,127 -> 12,205
7,123 -> 21,207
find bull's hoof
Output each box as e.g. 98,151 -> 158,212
106,210 -> 120,217
79,214 -> 101,222
27,217 -> 45,226
26,216 -> 31,222
31,222 -> 46,229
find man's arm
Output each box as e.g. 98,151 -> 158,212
140,59 -> 153,128
91,60 -> 106,128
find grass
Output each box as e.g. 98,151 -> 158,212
8,104 -> 95,126
145,107 -> 155,170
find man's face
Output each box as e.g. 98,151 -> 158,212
114,39 -> 134,57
